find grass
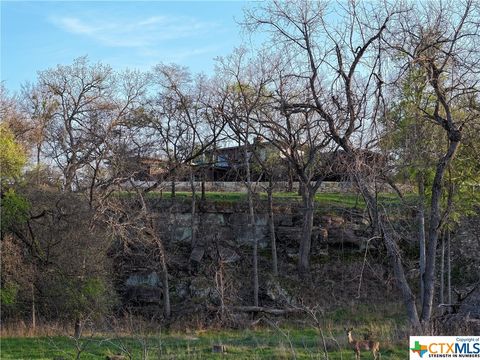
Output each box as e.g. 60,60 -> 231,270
1,328 -> 409,359
138,190 -> 368,208
0,302 -> 410,359
141,190 -> 411,208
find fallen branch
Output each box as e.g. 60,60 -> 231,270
226,306 -> 302,315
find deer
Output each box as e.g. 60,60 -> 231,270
344,327 -> 380,359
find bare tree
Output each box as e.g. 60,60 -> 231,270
33,57 -> 114,191
254,148 -> 286,277
143,65 -> 225,194
389,0 -> 480,322
214,48 -> 272,306
256,71 -> 333,277
244,0 -> 423,326
246,0 -> 480,328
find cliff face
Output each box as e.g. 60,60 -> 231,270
110,198 -> 391,320
109,197 -> 480,327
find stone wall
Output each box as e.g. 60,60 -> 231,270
115,200 -> 370,308
126,180 -> 412,193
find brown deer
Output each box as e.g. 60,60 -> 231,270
344,327 -> 380,359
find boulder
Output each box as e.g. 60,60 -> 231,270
325,227 -> 361,247
173,227 -> 192,243
202,213 -> 226,225
233,225 -> 269,248
125,272 -> 160,287
190,246 -> 205,263
189,277 -> 219,303
266,278 -> 296,306
320,215 -> 346,227
277,226 -> 322,244
174,282 -> 189,300
218,246 -> 241,263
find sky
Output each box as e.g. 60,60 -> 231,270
1,1 -> 253,93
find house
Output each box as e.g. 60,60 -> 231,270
127,143 -> 388,183
201,144 -> 388,182
199,141 -> 272,181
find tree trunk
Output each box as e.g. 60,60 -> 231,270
161,257 -> 171,318
440,232 -> 445,304
447,231 -> 452,304
64,163 -> 76,192
380,219 -> 421,328
355,172 -> 421,328
74,317 -> 82,339
244,141 -> 259,307
171,178 -> 176,198
298,181 -> 305,197
36,145 -> 42,185
267,181 -> 278,277
156,239 -> 171,318
190,170 -> 197,248
201,168 -> 206,201
31,283 -> 36,331
298,185 -> 314,277
354,173 -> 379,232
418,174 -> 426,306
215,261 -> 226,322
246,164 -> 259,307
421,139 -> 460,322
287,166 -> 294,192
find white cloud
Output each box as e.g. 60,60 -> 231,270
50,14 -> 219,49
57,17 -> 98,35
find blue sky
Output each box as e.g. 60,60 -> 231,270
1,1 -> 252,92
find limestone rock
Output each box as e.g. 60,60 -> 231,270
190,246 -> 205,263
189,277 -> 219,303
125,272 -> 160,287
174,282 -> 189,300
218,246 -> 241,263
266,278 -> 297,306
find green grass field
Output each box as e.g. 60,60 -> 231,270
142,191 -> 368,208
1,328 -> 409,359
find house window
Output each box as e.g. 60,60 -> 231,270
217,154 -> 229,167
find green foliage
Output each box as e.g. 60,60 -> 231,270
385,66 -> 480,229
0,124 -> 29,234
0,188 -> 30,231
444,131 -> 480,226
0,282 -> 18,305
0,124 -> 26,185
82,277 -> 105,298
57,276 -> 114,321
